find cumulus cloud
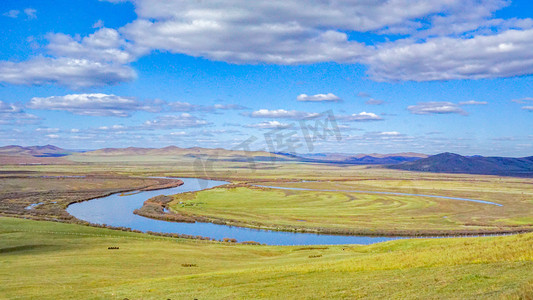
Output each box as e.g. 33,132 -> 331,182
340,112 -> 383,122
0,57 -> 136,88
120,0 -> 452,64
245,121 -> 293,129
366,29 -> 533,81
28,93 -> 161,117
247,109 -> 319,119
297,93 -> 341,102
4,0 -> 533,88
143,113 -> 210,128
0,27 -> 138,88
408,102 -> 467,115
47,28 -> 142,64
109,0 -> 533,81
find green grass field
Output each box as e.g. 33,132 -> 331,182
1,158 -> 532,298
1,217 -> 532,299
167,183 -> 533,235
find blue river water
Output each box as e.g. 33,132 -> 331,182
67,178 -> 403,245
67,178 -> 502,245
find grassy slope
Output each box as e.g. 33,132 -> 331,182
1,217 -> 532,299
168,184 -> 533,235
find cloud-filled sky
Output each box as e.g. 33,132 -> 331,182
0,0 -> 532,156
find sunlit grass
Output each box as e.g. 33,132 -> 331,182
0,217 -> 531,299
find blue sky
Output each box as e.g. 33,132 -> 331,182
0,0 -> 532,156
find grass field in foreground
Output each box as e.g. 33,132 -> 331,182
168,184 -> 533,235
1,217 -> 532,299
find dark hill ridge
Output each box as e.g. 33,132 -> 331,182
275,152 -> 427,165
389,152 -> 533,177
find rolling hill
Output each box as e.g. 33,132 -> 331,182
389,152 -> 533,176
80,146 -> 291,161
0,144 -> 72,157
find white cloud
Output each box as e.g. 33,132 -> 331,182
36,128 -> 60,133
523,106 -> 533,111
380,131 -> 401,136
0,57 -> 136,88
93,20 -> 105,28
98,125 -> 126,131
408,102 -> 467,115
121,0 -> 462,64
512,97 -> 533,104
297,93 -> 341,102
0,27 -> 139,88
246,121 -> 293,129
459,100 -> 488,105
366,29 -> 533,81
23,8 -> 36,19
46,134 -> 59,139
168,101 -> 247,112
2,8 -> 36,19
28,93 -> 161,117
365,98 -> 385,105
248,109 -> 319,119
170,131 -> 188,136
3,0 -> 533,88
212,104 -> 248,110
0,100 -> 40,125
47,28 -> 140,64
144,114 -> 210,128
3,10 -> 19,18
340,112 -> 383,122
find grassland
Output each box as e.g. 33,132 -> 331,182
2,155 -> 532,235
165,179 -> 533,236
1,217 -> 532,299
1,154 -> 532,298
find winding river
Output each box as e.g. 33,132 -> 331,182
67,177 -> 501,246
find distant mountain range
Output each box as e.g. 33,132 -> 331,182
1,145 -> 532,177
389,152 -> 533,177
81,145 -> 288,161
275,152 -> 428,164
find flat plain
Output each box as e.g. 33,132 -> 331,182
0,153 -> 532,299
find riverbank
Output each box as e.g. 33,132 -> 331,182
0,175 -> 183,224
163,184 -> 533,237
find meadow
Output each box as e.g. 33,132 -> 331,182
167,183 -> 533,236
1,217 -> 532,299
1,154 -> 532,298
